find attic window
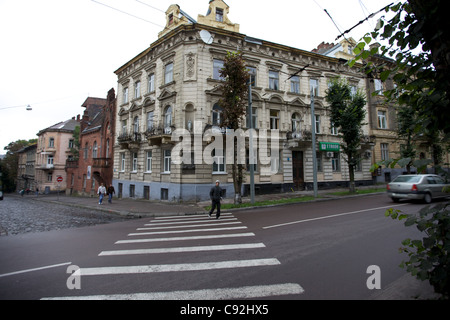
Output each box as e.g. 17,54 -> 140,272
216,8 -> 223,22
168,13 -> 174,25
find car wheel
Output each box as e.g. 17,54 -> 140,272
392,197 -> 400,203
424,193 -> 432,204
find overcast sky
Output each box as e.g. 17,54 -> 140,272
0,0 -> 396,153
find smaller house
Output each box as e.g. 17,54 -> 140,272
36,117 -> 80,194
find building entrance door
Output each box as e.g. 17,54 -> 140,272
292,151 -> 304,190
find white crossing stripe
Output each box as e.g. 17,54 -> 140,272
73,259 -> 280,276
152,213 -> 232,220
144,217 -> 237,226
99,243 -> 265,256
128,226 -> 247,236
42,283 -> 304,300
137,221 -> 241,231
115,232 -> 256,244
150,214 -> 234,223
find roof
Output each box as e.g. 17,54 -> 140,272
38,118 -> 79,135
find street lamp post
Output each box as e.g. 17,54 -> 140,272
248,81 -> 255,204
310,87 -> 318,198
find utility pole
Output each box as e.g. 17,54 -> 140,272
310,87 -> 318,198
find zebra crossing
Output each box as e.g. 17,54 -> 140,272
43,212 -> 304,300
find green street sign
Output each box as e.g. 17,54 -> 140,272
319,142 -> 340,152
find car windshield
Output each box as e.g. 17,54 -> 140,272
393,176 -> 422,183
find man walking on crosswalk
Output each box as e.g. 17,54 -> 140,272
208,180 -> 223,219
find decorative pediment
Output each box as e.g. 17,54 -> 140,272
157,88 -> 177,101
118,107 -> 129,116
289,97 -> 307,107
129,102 -> 142,113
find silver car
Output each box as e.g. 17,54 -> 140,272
387,174 -> 449,203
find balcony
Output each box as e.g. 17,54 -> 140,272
65,159 -> 79,169
118,131 -> 141,151
286,130 -> 312,148
93,158 -> 112,168
144,124 -> 176,146
36,163 -> 54,170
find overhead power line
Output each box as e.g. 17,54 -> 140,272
335,3 -> 394,40
91,0 -> 164,28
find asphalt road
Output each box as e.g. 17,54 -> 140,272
0,193 -> 438,303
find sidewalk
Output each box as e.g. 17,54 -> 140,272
30,185 -> 385,217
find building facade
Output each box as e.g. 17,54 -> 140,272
112,0 -> 374,202
35,118 -> 79,194
65,89 -> 116,196
16,144 -> 37,192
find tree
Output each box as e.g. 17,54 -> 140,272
218,51 -> 249,204
350,0 -> 450,137
0,139 -> 37,192
325,77 -> 367,193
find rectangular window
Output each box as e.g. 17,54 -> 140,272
332,153 -> 340,172
212,149 -> 225,173
310,78 -> 319,96
378,110 -> 387,129
134,81 -> 141,99
314,115 -> 321,134
316,152 -> 323,172
269,71 -> 279,90
164,149 -> 171,173
123,87 -> 128,103
146,151 -> 152,172
290,76 -> 300,93
380,143 -> 389,161
270,109 -> 279,129
132,152 -> 138,172
213,59 -> 224,80
147,111 -> 154,131
120,153 -> 125,171
148,73 -> 155,92
49,138 -> 54,148
374,79 -> 383,93
165,63 -> 173,84
216,8 -> 223,22
330,122 -> 339,135
121,120 -> 127,135
69,139 -> 74,149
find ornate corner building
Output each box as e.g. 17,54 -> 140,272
112,0 -> 374,202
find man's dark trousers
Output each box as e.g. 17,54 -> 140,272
210,199 -> 221,218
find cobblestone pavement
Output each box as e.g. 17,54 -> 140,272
0,195 -> 135,236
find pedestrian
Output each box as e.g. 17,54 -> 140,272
209,180 -> 223,219
97,183 -> 106,205
107,184 -> 115,203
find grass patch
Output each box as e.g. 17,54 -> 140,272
204,195 -> 319,211
326,187 -> 386,196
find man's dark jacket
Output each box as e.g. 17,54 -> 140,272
209,186 -> 223,201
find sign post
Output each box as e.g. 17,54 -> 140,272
56,176 -> 63,200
